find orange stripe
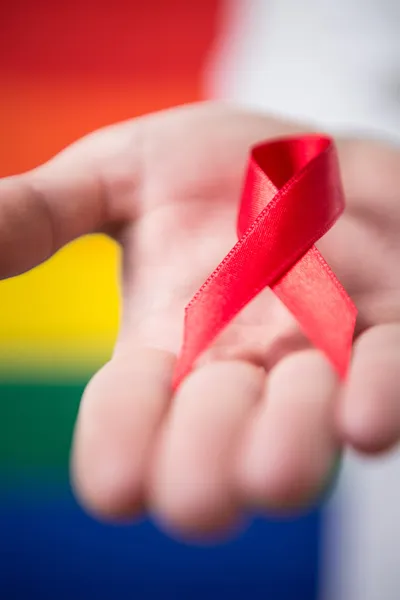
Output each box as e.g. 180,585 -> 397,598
0,76 -> 202,175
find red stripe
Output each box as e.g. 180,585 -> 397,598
0,0 -> 220,77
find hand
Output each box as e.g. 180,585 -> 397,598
1,103 -> 400,538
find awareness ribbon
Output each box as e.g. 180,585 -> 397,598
173,135 -> 357,388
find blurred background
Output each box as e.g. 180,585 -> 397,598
0,1 -> 321,599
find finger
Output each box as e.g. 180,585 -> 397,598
0,123 -> 136,278
338,324 -> 400,453
236,350 -> 340,512
149,361 -> 264,536
71,347 -> 175,521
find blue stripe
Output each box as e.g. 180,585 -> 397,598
0,477 -> 320,600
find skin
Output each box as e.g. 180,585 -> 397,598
1,102 -> 400,539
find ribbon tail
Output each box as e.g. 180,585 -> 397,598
273,245 -> 357,379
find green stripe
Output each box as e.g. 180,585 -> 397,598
0,382 -> 84,468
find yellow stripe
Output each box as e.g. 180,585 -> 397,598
0,235 -> 119,374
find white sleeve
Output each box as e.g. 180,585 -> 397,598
206,0 -> 400,140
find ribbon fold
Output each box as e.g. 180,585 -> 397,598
173,135 -> 357,388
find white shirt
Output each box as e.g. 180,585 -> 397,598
206,0 -> 400,140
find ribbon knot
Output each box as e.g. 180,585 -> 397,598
173,135 -> 357,388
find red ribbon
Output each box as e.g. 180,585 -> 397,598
173,135 -> 357,388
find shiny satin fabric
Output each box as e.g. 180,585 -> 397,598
173,135 -> 357,387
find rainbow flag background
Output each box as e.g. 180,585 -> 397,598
1,2 -> 320,598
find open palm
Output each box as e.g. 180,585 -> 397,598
2,103 -> 400,537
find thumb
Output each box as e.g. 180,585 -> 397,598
0,122 -> 137,279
